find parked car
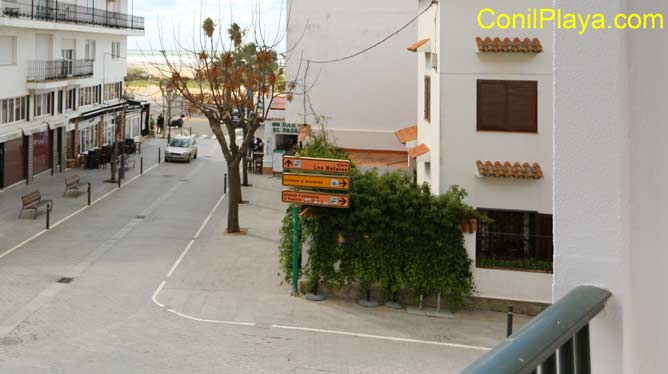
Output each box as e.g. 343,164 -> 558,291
165,136 -> 198,163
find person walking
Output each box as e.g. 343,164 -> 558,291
157,113 -> 165,135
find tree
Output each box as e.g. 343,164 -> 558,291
159,19 -> 284,233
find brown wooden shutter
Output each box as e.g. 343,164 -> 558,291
477,80 -> 507,131
424,75 -> 431,122
534,213 -> 553,260
506,81 -> 537,132
477,80 -> 538,132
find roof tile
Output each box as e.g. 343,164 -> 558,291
408,143 -> 430,158
476,160 -> 544,179
476,37 -> 543,53
407,38 -> 430,52
395,125 -> 418,144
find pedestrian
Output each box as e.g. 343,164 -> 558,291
157,113 -> 164,134
255,137 -> 264,153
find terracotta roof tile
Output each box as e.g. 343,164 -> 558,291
476,37 -> 543,53
408,143 -> 430,158
459,219 -> 478,234
407,38 -> 430,52
395,125 -> 417,144
476,160 -> 544,179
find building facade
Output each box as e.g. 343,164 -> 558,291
401,0 -> 553,304
0,0 -> 143,188
285,0 -> 417,152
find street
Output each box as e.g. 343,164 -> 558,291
0,136 -> 520,373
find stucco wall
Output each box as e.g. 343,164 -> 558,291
285,0 -> 417,151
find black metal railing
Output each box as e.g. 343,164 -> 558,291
461,286 -> 611,374
27,59 -> 94,81
1,0 -> 144,31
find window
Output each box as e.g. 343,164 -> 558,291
0,36 -> 16,65
79,124 -> 100,153
103,121 -> 116,145
85,40 -> 96,61
33,92 -> 54,118
65,88 -> 76,111
476,209 -> 553,272
61,49 -> 74,76
104,82 -> 122,101
424,76 -> 431,122
111,41 -> 121,59
80,86 -> 100,107
477,80 -> 538,133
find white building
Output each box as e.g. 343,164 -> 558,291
285,0 -> 417,152
401,0 -> 553,305
0,0 -> 143,188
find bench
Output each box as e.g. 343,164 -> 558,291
20,191 -> 53,220
63,174 -> 81,197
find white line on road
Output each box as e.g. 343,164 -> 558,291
271,325 -> 492,351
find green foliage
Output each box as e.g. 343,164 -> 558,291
477,257 -> 553,273
278,132 -> 480,311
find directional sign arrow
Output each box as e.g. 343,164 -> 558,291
340,179 -> 348,188
284,159 -> 293,168
282,190 -> 350,208
282,174 -> 350,191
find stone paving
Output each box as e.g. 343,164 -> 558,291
0,137 -> 525,373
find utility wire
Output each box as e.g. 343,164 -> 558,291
306,0 -> 436,64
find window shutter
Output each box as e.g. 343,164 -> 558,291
507,81 -> 537,132
477,81 -> 507,131
424,76 -> 431,122
477,80 -> 538,132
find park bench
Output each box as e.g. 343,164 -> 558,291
19,191 -> 53,220
63,174 -> 81,197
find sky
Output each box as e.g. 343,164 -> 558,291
129,0 -> 286,52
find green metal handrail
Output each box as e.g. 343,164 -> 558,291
462,286 -> 611,374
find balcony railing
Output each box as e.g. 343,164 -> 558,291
1,0 -> 144,31
462,286 -> 612,374
27,59 -> 94,82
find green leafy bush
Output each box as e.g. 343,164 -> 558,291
278,130 -> 480,311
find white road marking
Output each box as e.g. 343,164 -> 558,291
166,309 -> 255,326
0,161 -> 162,260
271,325 -> 492,351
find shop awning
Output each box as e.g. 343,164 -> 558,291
80,102 -> 128,121
21,122 -> 49,136
48,120 -> 67,129
0,127 -> 23,143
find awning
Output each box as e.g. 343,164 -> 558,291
48,120 -> 67,129
80,102 -> 128,121
476,160 -> 544,179
475,37 -> 543,53
0,127 -> 23,143
395,125 -> 417,144
407,38 -> 431,53
21,122 -> 49,136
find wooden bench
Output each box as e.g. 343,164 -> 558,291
20,191 -> 53,220
63,174 -> 81,197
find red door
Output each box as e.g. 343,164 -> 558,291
3,137 -> 25,187
32,130 -> 51,174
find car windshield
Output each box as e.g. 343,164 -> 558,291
169,138 -> 191,148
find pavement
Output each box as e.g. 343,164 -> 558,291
0,134 -> 526,373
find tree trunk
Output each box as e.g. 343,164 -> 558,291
226,159 -> 242,233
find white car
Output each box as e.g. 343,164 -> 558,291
165,136 -> 198,163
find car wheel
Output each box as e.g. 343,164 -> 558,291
187,155 -> 191,163
194,151 -> 198,159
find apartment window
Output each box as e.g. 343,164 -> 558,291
65,88 -> 76,111
79,125 -> 100,153
85,40 -> 96,61
61,49 -> 74,76
476,209 -> 553,272
80,86 -> 100,107
103,121 -> 116,145
424,76 -> 431,122
0,96 -> 27,125
103,82 -> 122,101
0,36 -> 16,65
111,41 -> 121,59
477,80 -> 538,133
33,92 -> 54,118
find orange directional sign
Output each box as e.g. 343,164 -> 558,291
282,190 -> 350,208
282,173 -> 350,190
283,156 -> 351,174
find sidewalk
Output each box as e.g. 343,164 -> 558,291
0,137 -> 166,255
155,173 -> 528,372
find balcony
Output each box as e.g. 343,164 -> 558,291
27,59 -> 93,82
1,0 -> 144,31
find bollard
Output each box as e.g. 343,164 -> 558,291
506,305 -> 514,337
158,148 -> 161,164
140,157 -> 143,174
87,182 -> 91,206
224,173 -> 227,194
46,203 -> 51,230
190,127 -> 192,136
138,142 -> 142,154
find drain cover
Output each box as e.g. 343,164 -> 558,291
0,337 -> 23,346
57,277 -> 74,284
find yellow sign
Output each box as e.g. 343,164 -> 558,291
282,173 -> 350,191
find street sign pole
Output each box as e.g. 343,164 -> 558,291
292,206 -> 300,296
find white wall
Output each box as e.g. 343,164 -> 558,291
553,0 -> 668,372
415,0 -> 554,303
285,0 -> 417,151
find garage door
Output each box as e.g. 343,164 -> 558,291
3,137 -> 25,187
32,130 -> 51,174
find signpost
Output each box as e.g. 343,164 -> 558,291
281,156 -> 351,297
